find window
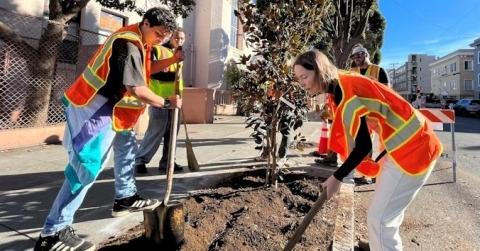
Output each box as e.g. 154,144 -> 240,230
99,10 -> 125,35
478,73 -> 480,87
464,80 -> 473,90
451,81 -> 456,90
464,60 -> 473,70
478,51 -> 480,64
230,0 -> 239,48
450,62 -> 456,73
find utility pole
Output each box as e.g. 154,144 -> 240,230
389,63 -> 399,90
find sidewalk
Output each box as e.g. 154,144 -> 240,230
0,116 -> 337,251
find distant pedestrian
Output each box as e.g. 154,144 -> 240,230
135,28 -> 186,174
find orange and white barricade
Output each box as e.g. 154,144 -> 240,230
418,108 -> 457,182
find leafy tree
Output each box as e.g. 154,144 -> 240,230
314,0 -> 386,68
233,0 -> 328,186
0,0 -> 195,126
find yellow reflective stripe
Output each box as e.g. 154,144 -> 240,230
92,31 -> 141,71
341,98 -> 361,151
384,114 -> 422,152
83,67 -> 105,90
116,96 -> 145,108
369,65 -> 380,79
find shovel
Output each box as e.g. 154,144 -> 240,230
144,61 -> 185,247
283,190 -> 328,251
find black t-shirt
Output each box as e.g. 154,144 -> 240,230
327,84 -> 372,181
97,40 -> 145,104
359,66 -> 390,85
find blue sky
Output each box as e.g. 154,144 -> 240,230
379,0 -> 480,69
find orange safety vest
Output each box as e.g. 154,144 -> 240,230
64,24 -> 151,131
351,64 -> 380,81
327,72 -> 442,177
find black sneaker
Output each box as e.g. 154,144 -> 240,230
34,226 -> 95,251
112,193 -> 160,217
135,163 -> 147,174
158,161 -> 184,172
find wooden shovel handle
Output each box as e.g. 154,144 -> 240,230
283,190 -> 328,251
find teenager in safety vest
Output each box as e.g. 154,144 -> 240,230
34,8 -> 183,251
350,44 -> 390,185
293,50 -> 442,251
135,28 -> 186,173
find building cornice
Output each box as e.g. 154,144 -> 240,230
429,49 -> 474,67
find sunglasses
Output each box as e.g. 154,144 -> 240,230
351,53 -> 365,59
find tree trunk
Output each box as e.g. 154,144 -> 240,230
22,21 -> 65,126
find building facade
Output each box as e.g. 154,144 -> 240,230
390,54 -> 436,101
429,49 -> 474,100
470,38 -> 480,98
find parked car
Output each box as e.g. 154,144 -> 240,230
453,99 -> 480,116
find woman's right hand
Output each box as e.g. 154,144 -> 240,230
321,175 -> 342,200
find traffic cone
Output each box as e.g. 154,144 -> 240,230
317,122 -> 329,155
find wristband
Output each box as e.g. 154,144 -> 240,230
163,99 -> 171,109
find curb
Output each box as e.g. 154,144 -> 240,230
332,183 -> 355,251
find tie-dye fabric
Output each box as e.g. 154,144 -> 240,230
62,95 -> 116,194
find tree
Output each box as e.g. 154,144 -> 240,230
314,0 -> 386,68
233,0 -> 328,186
0,0 -> 195,126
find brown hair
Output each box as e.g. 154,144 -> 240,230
293,50 -> 338,91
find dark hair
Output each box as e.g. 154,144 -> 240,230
142,7 -> 177,32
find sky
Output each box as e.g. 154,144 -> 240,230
379,0 -> 480,69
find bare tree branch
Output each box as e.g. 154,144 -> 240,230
0,21 -> 35,52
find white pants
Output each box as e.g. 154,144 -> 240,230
367,156 -> 436,251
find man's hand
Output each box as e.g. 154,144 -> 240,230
173,48 -> 184,63
321,175 -> 342,200
168,95 -> 182,109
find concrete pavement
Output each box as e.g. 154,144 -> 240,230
0,116 -> 336,251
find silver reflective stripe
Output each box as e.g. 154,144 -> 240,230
82,67 -> 104,90
358,98 -> 405,128
342,96 -> 421,153
384,114 -> 423,152
342,97 -> 363,137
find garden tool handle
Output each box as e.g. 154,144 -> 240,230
163,63 -> 182,205
283,190 -> 328,251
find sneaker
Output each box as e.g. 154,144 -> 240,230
310,151 -> 326,158
158,161 -> 184,172
314,157 -> 338,167
135,163 -> 147,174
34,226 -> 95,251
112,193 -> 160,217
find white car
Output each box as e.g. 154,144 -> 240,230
453,99 -> 480,116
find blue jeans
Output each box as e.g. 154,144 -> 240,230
135,107 -> 179,165
41,130 -> 138,235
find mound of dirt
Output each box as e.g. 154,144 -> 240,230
98,173 -> 338,250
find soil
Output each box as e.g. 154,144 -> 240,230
97,172 -> 338,251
